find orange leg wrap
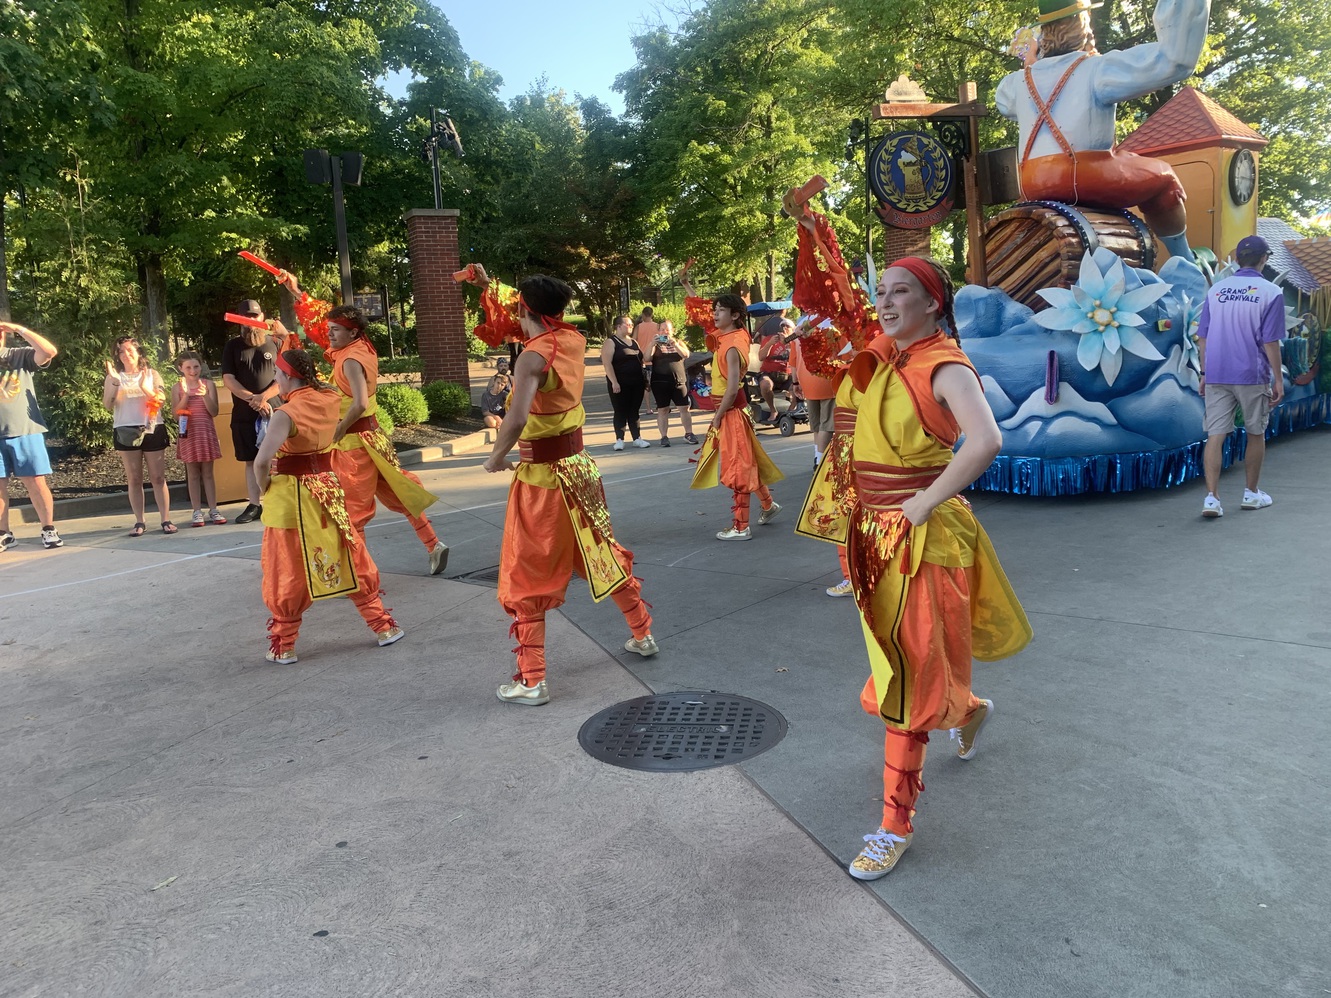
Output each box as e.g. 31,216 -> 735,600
882,728 -> 929,835
837,544 -> 850,579
757,484 -> 773,511
732,490 -> 751,530
609,564 -> 652,640
509,616 -> 548,685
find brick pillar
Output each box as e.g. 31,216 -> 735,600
404,208 -> 469,390
879,225 -> 931,262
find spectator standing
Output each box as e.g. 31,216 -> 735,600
793,327 -> 838,467
601,314 -> 650,450
634,306 -> 661,414
171,351 -> 227,526
649,320 -> 697,446
0,321 -> 62,550
1197,235 -> 1286,517
103,336 -> 175,535
480,358 -> 512,429
221,299 -> 283,524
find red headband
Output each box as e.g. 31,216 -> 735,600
274,352 -> 300,378
518,294 -> 567,332
887,257 -> 946,313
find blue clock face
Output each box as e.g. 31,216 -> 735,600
1229,149 -> 1256,206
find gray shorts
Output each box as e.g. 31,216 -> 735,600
806,397 -> 835,434
1204,382 -> 1271,437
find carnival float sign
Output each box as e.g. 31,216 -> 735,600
869,131 -> 954,229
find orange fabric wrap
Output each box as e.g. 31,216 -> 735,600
277,387 -> 339,454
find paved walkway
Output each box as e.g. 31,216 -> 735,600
2,371 -> 1328,997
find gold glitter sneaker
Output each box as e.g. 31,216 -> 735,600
951,698 -> 993,760
825,578 -> 853,597
715,526 -> 752,541
428,542 -> 449,576
758,501 -> 782,525
265,648 -> 298,665
377,626 -> 405,647
624,634 -> 660,657
496,678 -> 549,706
848,828 -> 912,880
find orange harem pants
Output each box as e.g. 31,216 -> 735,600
716,408 -> 774,530
262,526 -> 396,654
335,446 -> 440,551
497,479 -> 651,685
1019,149 -> 1185,220
856,560 -> 986,836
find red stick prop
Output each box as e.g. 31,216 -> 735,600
225,312 -> 268,329
238,251 -> 283,277
453,264 -> 477,282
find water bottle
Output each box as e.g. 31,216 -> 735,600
255,415 -> 270,446
177,410 -> 189,438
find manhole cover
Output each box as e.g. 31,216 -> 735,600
578,691 -> 787,772
454,565 -> 500,588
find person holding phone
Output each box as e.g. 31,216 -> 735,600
649,320 -> 696,446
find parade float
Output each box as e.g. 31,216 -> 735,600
849,0 -> 1331,495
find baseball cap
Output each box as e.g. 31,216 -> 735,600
1235,235 -> 1270,257
236,299 -> 263,316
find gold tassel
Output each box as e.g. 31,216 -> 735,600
552,452 -> 615,543
302,472 -> 358,545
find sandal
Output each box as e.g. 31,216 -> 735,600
129,522 -> 146,537
161,521 -> 178,535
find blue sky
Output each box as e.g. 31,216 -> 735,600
438,0 -> 678,114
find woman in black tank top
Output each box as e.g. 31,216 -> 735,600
599,314 -> 649,449
649,320 -> 696,446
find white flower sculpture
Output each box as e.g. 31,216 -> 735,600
1034,252 -> 1169,385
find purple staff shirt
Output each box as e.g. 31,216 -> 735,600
1195,268 -> 1285,385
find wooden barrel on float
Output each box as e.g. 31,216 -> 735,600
983,201 -> 1156,311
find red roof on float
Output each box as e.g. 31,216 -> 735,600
1118,86 -> 1268,156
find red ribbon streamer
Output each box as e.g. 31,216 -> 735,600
224,312 -> 268,329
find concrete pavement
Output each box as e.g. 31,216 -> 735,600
2,366 -> 1328,997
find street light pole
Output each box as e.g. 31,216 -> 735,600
331,155 -> 354,306
429,108 -> 444,210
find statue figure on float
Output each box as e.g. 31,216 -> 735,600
995,0 -> 1211,263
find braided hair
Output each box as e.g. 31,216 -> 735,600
281,349 -> 324,387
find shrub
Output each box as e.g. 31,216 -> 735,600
423,380 -> 471,421
375,383 -> 428,426
365,321 -> 416,357
375,406 -> 395,436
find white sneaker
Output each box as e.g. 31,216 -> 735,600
613,440 -> 625,451
1241,489 -> 1272,510
41,527 -> 63,549
1202,494 -> 1223,518
624,634 -> 660,657
715,526 -> 752,541
632,437 -> 651,449
826,578 -> 853,597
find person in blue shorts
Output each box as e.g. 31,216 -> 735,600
0,321 -> 62,551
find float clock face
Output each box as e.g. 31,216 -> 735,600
1229,149 -> 1256,205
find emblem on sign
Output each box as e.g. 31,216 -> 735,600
869,131 -> 955,229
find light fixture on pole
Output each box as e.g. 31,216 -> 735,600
304,149 -> 364,305
420,109 -> 464,210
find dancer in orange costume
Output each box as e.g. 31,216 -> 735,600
467,267 -> 657,706
680,266 -> 784,541
277,273 -> 447,576
789,196 -> 1032,879
254,349 -> 404,664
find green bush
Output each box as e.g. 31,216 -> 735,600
375,383 -> 428,426
378,355 -> 422,374
422,380 -> 472,421
365,322 -> 416,357
375,406 -> 395,436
